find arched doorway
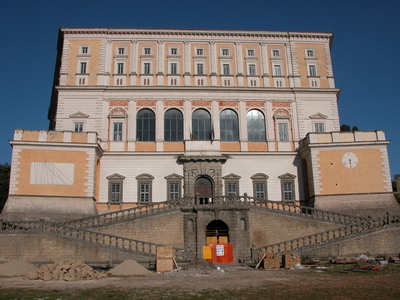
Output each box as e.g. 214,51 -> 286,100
194,176 -> 213,204
206,220 -> 229,244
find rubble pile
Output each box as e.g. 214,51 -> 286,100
0,260 -> 38,277
26,259 -> 107,281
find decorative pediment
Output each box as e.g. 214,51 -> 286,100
273,108 -> 291,119
69,111 -> 89,118
164,173 -> 183,180
106,173 -> 125,180
222,173 -> 241,180
251,173 -> 269,180
278,173 -> 296,179
136,173 -> 155,180
109,107 -> 128,117
309,112 -> 327,119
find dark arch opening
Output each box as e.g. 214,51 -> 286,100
206,220 -> 229,244
194,176 -> 213,204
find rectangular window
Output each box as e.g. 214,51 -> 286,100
197,79 -> 204,86
74,122 -> 84,132
113,122 -> 123,141
275,79 -> 283,87
144,47 -> 151,54
116,78 -> 123,85
81,46 -> 88,54
171,48 -> 177,55
143,78 -> 150,85
170,63 -> 177,74
307,49 -> 314,57
309,65 -> 316,76
170,78 -> 177,85
272,49 -> 280,57
140,183 -> 150,202
314,123 -> 324,132
222,49 -> 229,55
249,64 -> 256,75
223,64 -> 230,75
274,65 -> 281,76
117,63 -> 124,74
111,183 -> 121,202
169,183 -> 179,200
223,79 -> 231,86
283,182 -> 293,201
278,123 -> 289,141
196,48 -> 203,56
78,77 -> 86,85
80,62 -> 87,74
250,79 -> 257,87
227,183 -> 237,201
118,47 -> 125,55
144,63 -> 151,74
247,49 -> 254,56
197,64 -> 204,75
255,183 -> 265,199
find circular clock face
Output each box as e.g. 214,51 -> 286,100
342,152 -> 359,168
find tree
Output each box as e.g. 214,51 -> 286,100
340,124 -> 351,131
0,163 -> 10,212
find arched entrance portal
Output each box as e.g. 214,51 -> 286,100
194,176 -> 213,204
206,220 -> 229,244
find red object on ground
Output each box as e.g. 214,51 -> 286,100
207,243 -> 234,264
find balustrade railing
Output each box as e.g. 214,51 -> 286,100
259,213 -> 400,254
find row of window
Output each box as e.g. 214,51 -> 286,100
75,108 -> 324,141
83,45 -> 316,59
108,173 -> 296,203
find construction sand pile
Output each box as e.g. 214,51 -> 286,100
26,259 -> 107,281
108,259 -> 156,276
0,260 -> 38,277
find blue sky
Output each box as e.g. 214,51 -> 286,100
1,0 -> 399,178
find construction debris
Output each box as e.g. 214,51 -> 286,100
26,259 -> 107,281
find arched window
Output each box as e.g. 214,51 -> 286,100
164,109 -> 183,141
247,110 -> 266,142
137,109 -> 155,141
220,109 -> 239,141
192,109 -> 211,140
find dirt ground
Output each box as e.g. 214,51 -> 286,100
1,263 -> 400,299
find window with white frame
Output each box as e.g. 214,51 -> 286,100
144,47 -> 151,55
278,122 -> 289,141
197,78 -> 205,86
275,79 -> 284,87
136,173 -> 154,203
144,63 -> 151,74
115,78 -> 124,85
118,47 -> 125,55
223,173 -> 241,201
196,48 -> 204,56
251,173 -> 269,200
170,78 -> 178,85
113,122 -> 123,141
223,64 -> 230,75
170,63 -> 177,74
170,48 -> 177,55
81,46 -> 88,54
143,78 -> 151,85
107,173 -> 125,203
222,48 -> 229,56
314,123 -> 324,132
279,173 -> 296,201
249,64 -> 256,75
308,65 -> 317,76
223,79 -> 231,86
165,173 -> 183,201
310,79 -> 319,88
117,63 -> 124,74
306,49 -> 315,57
272,49 -> 280,57
197,63 -> 204,75
273,65 -> 282,76
247,49 -> 255,56
77,77 -> 86,85
80,62 -> 87,74
74,122 -> 84,132
249,79 -> 257,87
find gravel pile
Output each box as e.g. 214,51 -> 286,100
0,260 -> 38,277
26,259 -> 107,281
108,260 -> 155,276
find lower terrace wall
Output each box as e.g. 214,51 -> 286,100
94,210 -> 185,246
249,208 -> 340,248
0,234 -> 148,266
299,227 -> 400,259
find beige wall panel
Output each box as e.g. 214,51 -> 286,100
22,131 -> 39,141
67,40 -> 102,75
71,133 -> 88,143
135,142 -> 156,152
318,149 -> 386,194
248,142 -> 268,151
164,142 -> 184,152
16,149 -> 89,197
220,142 -> 240,151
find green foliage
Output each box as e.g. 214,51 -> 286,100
0,163 -> 10,212
352,126 -> 359,131
340,124 -> 351,131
